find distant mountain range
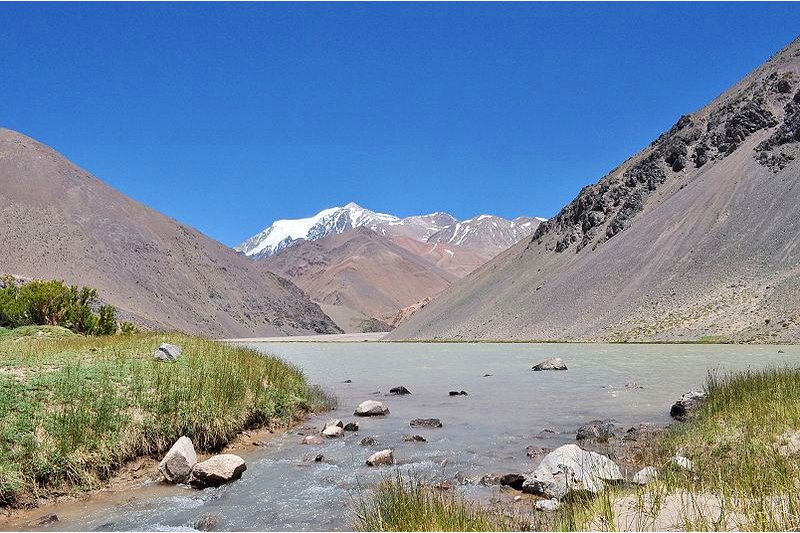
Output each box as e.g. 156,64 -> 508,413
239,203 -> 545,331
390,35 -> 800,343
236,203 -> 544,259
0,128 -> 341,338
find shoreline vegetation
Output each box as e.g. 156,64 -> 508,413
0,329 -> 334,508
352,366 -> 800,531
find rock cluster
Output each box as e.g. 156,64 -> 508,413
159,437 -> 246,489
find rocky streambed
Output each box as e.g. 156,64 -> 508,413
2,341 -> 797,532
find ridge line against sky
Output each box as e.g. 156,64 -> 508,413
1,3 -> 799,246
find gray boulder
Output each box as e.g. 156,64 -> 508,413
632,466 -> 658,485
159,436 -> 197,483
522,444 -> 622,500
322,419 -> 343,431
154,343 -> 183,362
410,418 -> 442,428
322,425 -> 344,438
532,358 -> 567,371
576,420 -> 621,442
189,454 -> 247,488
354,400 -> 390,416
303,434 -> 324,445
535,499 -> 561,512
670,391 -> 706,420
366,449 -> 394,467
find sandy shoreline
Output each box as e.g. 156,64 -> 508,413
222,332 -> 387,343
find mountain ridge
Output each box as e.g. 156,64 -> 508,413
0,128 -> 341,338
389,35 -> 800,343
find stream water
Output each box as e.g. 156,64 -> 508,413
2,342 -> 797,531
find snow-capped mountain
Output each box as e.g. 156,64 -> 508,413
236,202 -> 547,259
236,203 -> 457,259
426,215 -> 546,251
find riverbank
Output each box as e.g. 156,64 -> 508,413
0,331 -> 333,509
354,365 -> 800,531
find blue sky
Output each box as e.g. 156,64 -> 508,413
2,3 -> 798,246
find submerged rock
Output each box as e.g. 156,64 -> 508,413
410,418 -> 442,428
670,391 -> 707,420
389,386 -> 412,395
354,400 -> 390,416
189,454 -> 247,488
154,343 -> 183,362
366,449 -> 394,466
532,358 -> 567,371
526,446 -> 551,458
522,444 -> 622,500
195,514 -> 219,532
159,436 -> 197,484
303,435 -> 324,445
360,436 -> 378,446
449,390 -> 469,396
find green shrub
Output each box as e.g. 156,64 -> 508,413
0,276 -> 122,335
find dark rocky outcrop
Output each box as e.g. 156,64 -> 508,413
389,386 -> 412,396
410,418 -> 442,428
670,391 -> 707,420
575,420 -> 622,442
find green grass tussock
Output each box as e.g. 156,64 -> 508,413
351,471 -> 529,532
0,332 -> 328,507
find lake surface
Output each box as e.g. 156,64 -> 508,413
3,342 -> 798,532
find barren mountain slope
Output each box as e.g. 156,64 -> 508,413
0,128 -> 341,338
390,36 -> 800,343
389,235 -> 491,278
260,227 -> 457,319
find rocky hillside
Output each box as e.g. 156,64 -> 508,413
0,128 -> 341,338
390,36 -> 800,343
260,227 -> 457,321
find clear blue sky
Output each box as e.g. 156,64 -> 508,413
2,3 -> 798,246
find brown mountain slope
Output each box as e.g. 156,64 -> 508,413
390,36 -> 800,343
260,227 -> 457,319
389,235 -> 491,278
0,128 -> 341,338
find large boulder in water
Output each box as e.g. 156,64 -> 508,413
189,454 -> 247,488
154,343 -> 183,362
159,436 -> 197,483
522,444 -> 622,500
670,391 -> 707,420
354,400 -> 390,416
532,358 -> 567,371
